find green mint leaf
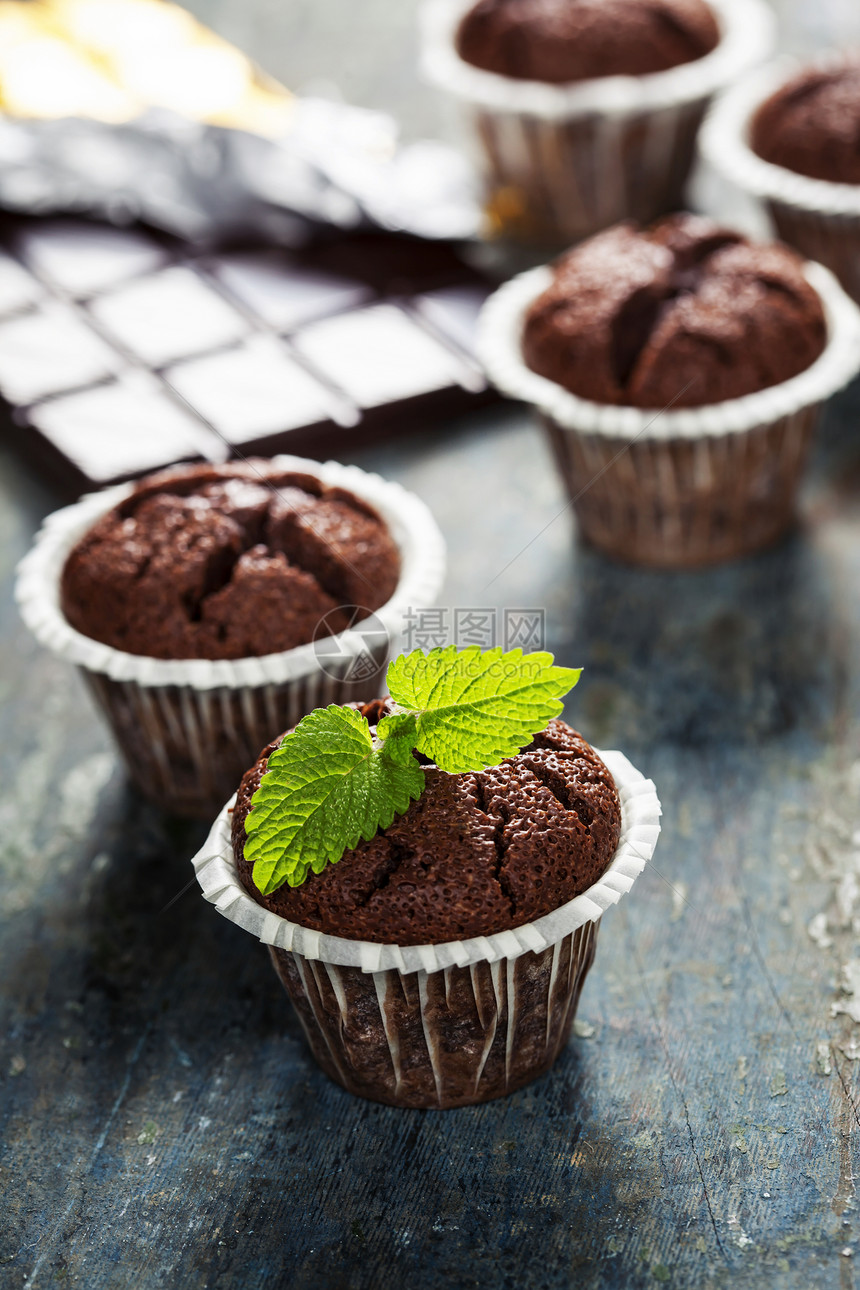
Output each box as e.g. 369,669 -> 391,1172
379,645 -> 581,774
244,704 -> 424,896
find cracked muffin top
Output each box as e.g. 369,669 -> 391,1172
60,461 -> 401,660
522,213 -> 828,408
751,62 -> 860,186
455,0 -> 720,85
232,699 -> 622,944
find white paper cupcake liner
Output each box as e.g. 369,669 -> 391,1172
15,455 -> 446,816
476,256 -> 860,565
192,749 -> 660,973
192,748 -> 659,1106
701,54 -> 860,302
422,0 -> 775,245
268,920 -> 599,1106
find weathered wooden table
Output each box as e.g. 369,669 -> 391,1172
4,2 -> 860,1287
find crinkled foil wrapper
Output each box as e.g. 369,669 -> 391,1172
0,99 -> 482,245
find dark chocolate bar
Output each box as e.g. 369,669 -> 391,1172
0,215 -> 498,493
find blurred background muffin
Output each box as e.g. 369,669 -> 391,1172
423,0 -> 774,247
703,54 -> 860,304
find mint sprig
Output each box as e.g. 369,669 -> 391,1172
244,646 -> 581,894
244,705 -> 423,895
381,645 -> 581,774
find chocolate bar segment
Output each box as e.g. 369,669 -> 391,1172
15,218 -> 168,297
164,335 -> 356,448
291,303 -> 479,408
0,301 -> 120,403
28,372 -> 220,484
87,265 -> 248,365
0,251 -> 44,316
208,252 -> 371,331
415,283 -> 492,360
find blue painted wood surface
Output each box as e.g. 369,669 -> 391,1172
4,2 -> 860,1286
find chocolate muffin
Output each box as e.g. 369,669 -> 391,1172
522,213 -> 827,408
751,63 -> 860,187
455,0 -> 720,84
61,461 -> 401,660
232,699 -> 622,945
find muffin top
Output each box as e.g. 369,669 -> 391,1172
751,62 -> 860,186
61,461 -> 401,660
522,213 -> 828,408
455,0 -> 720,84
232,699 -> 621,945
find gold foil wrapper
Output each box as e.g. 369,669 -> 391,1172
0,0 -> 293,134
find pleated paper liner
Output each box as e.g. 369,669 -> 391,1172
421,0 -> 775,247
15,456 -> 446,818
477,260 -> 860,567
192,750 -> 661,1108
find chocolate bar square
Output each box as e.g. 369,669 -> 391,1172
208,252 -> 370,331
16,219 -> 168,297
165,335 -> 355,447
291,303 -> 477,408
0,301 -> 120,404
87,265 -> 248,366
0,251 -> 43,316
414,283 -> 492,359
28,372 -> 220,484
